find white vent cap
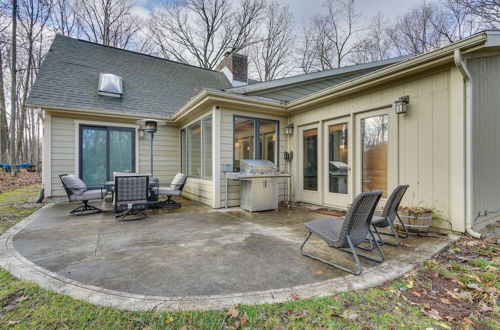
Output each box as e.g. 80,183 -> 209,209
99,73 -> 122,97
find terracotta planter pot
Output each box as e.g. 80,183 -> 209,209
396,210 -> 433,233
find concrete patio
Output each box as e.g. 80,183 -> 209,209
0,199 -> 458,311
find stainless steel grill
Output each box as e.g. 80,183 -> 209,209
225,159 -> 291,211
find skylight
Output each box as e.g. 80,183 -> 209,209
98,73 -> 122,97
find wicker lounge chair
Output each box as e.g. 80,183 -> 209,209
59,174 -> 106,216
155,173 -> 188,209
301,191 -> 384,275
114,175 -> 150,221
371,185 -> 410,246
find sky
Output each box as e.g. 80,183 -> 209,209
134,0 -> 425,23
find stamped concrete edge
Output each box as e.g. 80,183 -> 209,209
0,205 -> 460,312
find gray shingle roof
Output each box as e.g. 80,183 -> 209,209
227,56 -> 411,102
27,35 -> 231,118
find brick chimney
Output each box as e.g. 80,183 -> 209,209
216,52 -> 248,87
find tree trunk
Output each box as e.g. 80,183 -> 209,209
0,52 -> 7,163
10,0 -> 17,176
16,49 -> 32,162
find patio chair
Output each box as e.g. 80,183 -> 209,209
155,173 -> 188,209
300,191 -> 384,275
370,185 -> 410,246
114,175 -> 150,221
59,174 -> 107,216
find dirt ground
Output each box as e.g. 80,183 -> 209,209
393,224 -> 499,329
0,170 -> 41,193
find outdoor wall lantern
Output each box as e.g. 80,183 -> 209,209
394,95 -> 410,114
136,119 -> 166,176
285,123 -> 295,135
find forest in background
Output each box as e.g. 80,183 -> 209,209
0,0 -> 497,175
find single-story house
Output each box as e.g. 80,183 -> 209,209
27,31 -> 500,235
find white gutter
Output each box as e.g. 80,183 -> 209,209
453,49 -> 482,238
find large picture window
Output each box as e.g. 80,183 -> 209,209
79,125 -> 135,187
233,116 -> 279,171
180,115 -> 212,179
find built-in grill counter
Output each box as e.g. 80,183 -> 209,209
225,159 -> 291,211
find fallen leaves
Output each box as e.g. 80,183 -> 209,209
290,292 -> 300,300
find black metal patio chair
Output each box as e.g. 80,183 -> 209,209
301,191 -> 384,275
155,173 -> 188,209
114,175 -> 150,222
59,174 -> 106,216
371,185 -> 410,246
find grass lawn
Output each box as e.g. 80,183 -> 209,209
0,185 -> 498,329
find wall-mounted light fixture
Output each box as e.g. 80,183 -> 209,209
285,123 -> 294,135
394,95 -> 410,114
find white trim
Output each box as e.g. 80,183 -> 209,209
42,111 -> 52,197
212,106 -> 222,208
73,120 -> 140,179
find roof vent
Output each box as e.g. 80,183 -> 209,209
98,73 -> 122,98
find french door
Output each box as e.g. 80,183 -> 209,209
297,123 -> 321,204
79,125 -> 135,187
355,109 -> 397,199
323,117 -> 352,206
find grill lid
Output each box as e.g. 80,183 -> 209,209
240,159 -> 278,173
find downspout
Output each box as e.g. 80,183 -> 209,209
453,49 -> 482,238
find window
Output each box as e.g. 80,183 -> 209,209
328,123 -> 348,194
202,116 -> 213,178
303,128 -> 318,191
180,115 -> 212,179
233,116 -> 278,171
187,121 -> 201,177
181,129 -> 187,174
80,125 -> 135,187
361,114 -> 388,197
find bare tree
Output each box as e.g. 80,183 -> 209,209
0,2 -> 10,163
351,12 -> 393,64
77,0 -> 141,48
388,1 -> 447,56
10,0 -> 17,175
430,0 -> 483,43
51,0 -> 80,37
249,2 -> 294,81
16,0 -> 52,161
457,0 -> 499,28
298,23 -> 319,73
147,0 -> 265,69
299,0 -> 361,71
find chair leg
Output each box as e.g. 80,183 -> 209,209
396,214 -> 410,238
158,196 -> 181,209
341,232 -> 385,263
300,232 -> 363,275
373,222 -> 403,246
69,201 -> 102,216
115,208 -> 148,222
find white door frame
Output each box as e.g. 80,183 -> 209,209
323,116 -> 352,207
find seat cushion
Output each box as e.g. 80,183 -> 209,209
170,173 -> 187,190
61,175 -> 87,195
70,189 -> 106,202
304,217 -> 344,247
371,215 -> 390,227
156,187 -> 181,196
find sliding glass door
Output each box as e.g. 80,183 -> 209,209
80,125 -> 135,187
